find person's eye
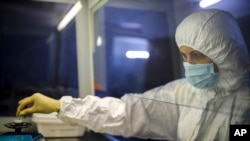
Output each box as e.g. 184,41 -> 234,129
181,53 -> 187,61
191,52 -> 204,58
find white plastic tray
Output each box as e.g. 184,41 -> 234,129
32,112 -> 85,137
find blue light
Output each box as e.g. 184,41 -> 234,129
199,0 -> 222,8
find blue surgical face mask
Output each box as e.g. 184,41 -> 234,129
183,62 -> 218,89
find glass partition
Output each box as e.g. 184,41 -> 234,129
0,1 -> 77,116
93,0 -> 250,100
92,0 -> 250,140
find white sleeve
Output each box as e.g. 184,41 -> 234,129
58,80 -> 181,140
58,95 -> 126,132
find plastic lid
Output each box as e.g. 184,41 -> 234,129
32,112 -> 58,119
32,112 -> 63,124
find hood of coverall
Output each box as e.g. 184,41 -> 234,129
175,9 -> 250,91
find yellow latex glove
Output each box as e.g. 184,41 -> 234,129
16,93 -> 60,116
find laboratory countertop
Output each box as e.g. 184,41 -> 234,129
45,131 -> 112,141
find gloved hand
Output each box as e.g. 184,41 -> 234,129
16,93 -> 60,116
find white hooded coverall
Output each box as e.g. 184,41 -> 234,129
58,9 -> 250,141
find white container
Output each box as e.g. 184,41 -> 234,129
32,112 -> 85,137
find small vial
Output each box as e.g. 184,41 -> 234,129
14,117 -> 23,123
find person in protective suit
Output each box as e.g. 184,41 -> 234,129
16,9 -> 250,141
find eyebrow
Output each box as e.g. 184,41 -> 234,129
191,50 -> 201,53
190,50 -> 203,54
180,50 -> 201,54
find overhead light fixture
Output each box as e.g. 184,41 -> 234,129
199,0 -> 221,8
120,22 -> 141,29
96,36 -> 103,47
126,51 -> 150,59
57,0 -> 82,31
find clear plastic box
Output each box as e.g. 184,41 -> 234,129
32,112 -> 85,137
